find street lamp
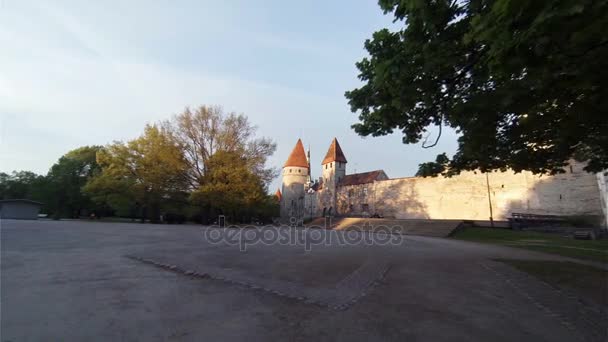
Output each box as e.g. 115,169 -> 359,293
307,188 -> 315,221
486,172 -> 494,228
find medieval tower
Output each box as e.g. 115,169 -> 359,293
281,139 -> 309,221
281,138 -> 347,221
320,138 -> 347,215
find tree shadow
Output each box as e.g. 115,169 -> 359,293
336,179 -> 429,219
373,179 -> 430,219
493,168 -> 604,226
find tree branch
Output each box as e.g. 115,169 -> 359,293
422,120 -> 443,148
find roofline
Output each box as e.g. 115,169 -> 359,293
377,175 -> 418,181
283,139 -> 309,168
321,137 -> 347,165
338,181 -> 375,187
344,169 -> 386,176
337,169 -> 388,186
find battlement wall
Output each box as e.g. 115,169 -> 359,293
336,163 -> 604,223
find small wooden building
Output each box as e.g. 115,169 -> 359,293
0,199 -> 43,220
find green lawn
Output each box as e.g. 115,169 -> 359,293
494,259 -> 608,307
452,227 -> 608,263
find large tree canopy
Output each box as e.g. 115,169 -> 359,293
163,106 -> 277,190
0,147 -> 106,218
346,0 -> 608,175
46,146 -> 103,217
2,105 -> 279,223
84,125 -> 189,222
190,150 -> 273,220
82,107 -> 279,223
0,171 -> 46,200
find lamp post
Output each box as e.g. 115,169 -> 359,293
307,188 -> 315,221
486,172 -> 495,228
298,195 -> 304,225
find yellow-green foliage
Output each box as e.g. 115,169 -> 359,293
85,125 -> 188,221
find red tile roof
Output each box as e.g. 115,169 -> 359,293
322,138 -> 347,165
339,170 -> 387,186
284,139 -> 309,168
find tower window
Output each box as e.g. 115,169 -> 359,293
289,169 -> 292,173
298,169 -> 301,173
325,164 -> 327,169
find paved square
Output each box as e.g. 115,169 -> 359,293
1,220 -> 605,341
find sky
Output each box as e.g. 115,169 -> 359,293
0,0 -> 459,192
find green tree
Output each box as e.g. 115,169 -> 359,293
83,172 -> 135,218
415,153 -> 450,177
1,147 -> 106,217
0,171 -> 44,199
190,151 -> 269,223
163,105 -> 278,190
46,146 -> 103,218
84,125 -> 189,222
346,0 -> 608,175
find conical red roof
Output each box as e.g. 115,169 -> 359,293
322,138 -> 347,165
284,139 -> 309,168
275,189 -> 282,200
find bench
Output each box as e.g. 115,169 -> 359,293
573,230 -> 596,240
509,212 -> 568,230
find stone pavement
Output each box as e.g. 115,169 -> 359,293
1,219 -> 606,341
126,254 -> 390,311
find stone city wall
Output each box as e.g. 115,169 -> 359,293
336,163 -> 604,222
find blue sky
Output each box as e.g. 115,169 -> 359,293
0,0 -> 459,192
